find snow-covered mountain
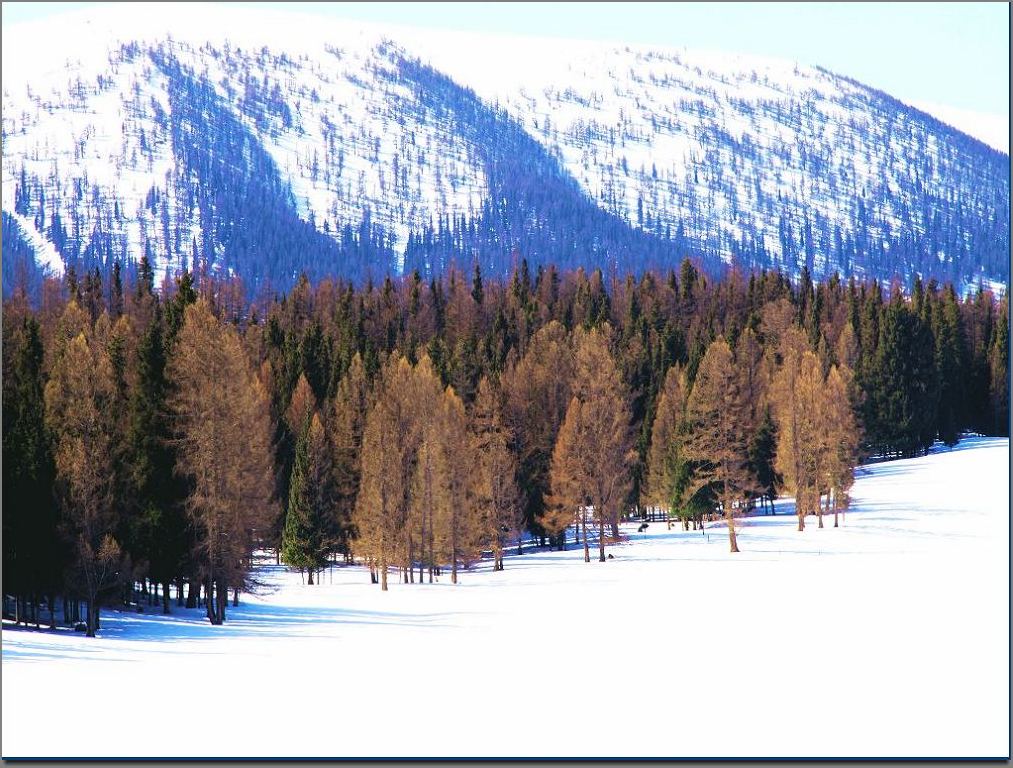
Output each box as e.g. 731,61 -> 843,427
2,4 -> 1009,297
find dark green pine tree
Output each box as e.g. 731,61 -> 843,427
865,296 -> 938,456
748,406 -> 779,510
854,282 -> 883,444
165,269 -> 198,342
282,418 -> 315,579
300,320 -> 331,401
471,261 -> 484,306
933,285 -> 967,446
110,260 -> 124,319
988,294 -> 1009,436
965,286 -> 995,433
282,413 -> 336,583
136,253 -> 155,299
126,305 -> 188,612
2,312 -> 63,618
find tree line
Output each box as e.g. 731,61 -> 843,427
3,256 -> 1008,633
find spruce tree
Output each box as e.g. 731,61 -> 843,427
282,415 -> 316,580
2,312 -> 62,620
988,294 -> 1009,436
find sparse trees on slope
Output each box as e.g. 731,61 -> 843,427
683,337 -> 757,552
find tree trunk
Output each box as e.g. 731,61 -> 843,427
162,582 -> 170,614
206,575 -> 220,625
217,579 -> 227,623
429,523 -> 435,583
581,509 -> 590,563
833,490 -> 839,528
307,569 -> 314,585
725,494 -> 740,553
380,558 -> 388,592
86,598 -> 97,638
598,518 -> 606,562
233,588 -> 240,607
186,579 -> 197,609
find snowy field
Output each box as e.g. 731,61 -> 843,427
2,437 -> 1009,759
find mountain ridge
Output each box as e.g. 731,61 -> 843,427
2,5 -> 1008,298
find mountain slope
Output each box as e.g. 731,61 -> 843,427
2,6 -> 1008,297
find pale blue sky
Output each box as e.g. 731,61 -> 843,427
3,2 -> 1008,116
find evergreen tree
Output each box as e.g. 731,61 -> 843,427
645,363 -> 691,529
282,413 -> 336,583
2,312 -> 62,622
988,294 -> 1009,436
126,305 -> 187,612
933,285 -> 967,446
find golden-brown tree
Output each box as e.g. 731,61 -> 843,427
794,350 -> 831,528
470,377 -> 521,571
683,338 -> 757,552
355,354 -> 413,590
286,373 -> 316,435
431,386 -> 483,583
823,364 -> 860,527
355,353 -> 440,589
501,321 -> 574,546
167,300 -> 276,623
44,321 -> 126,637
770,326 -> 812,531
548,327 -> 633,562
328,352 -> 370,562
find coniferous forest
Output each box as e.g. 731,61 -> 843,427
2,257 -> 1008,635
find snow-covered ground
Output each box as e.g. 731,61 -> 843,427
2,436 -> 1009,758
